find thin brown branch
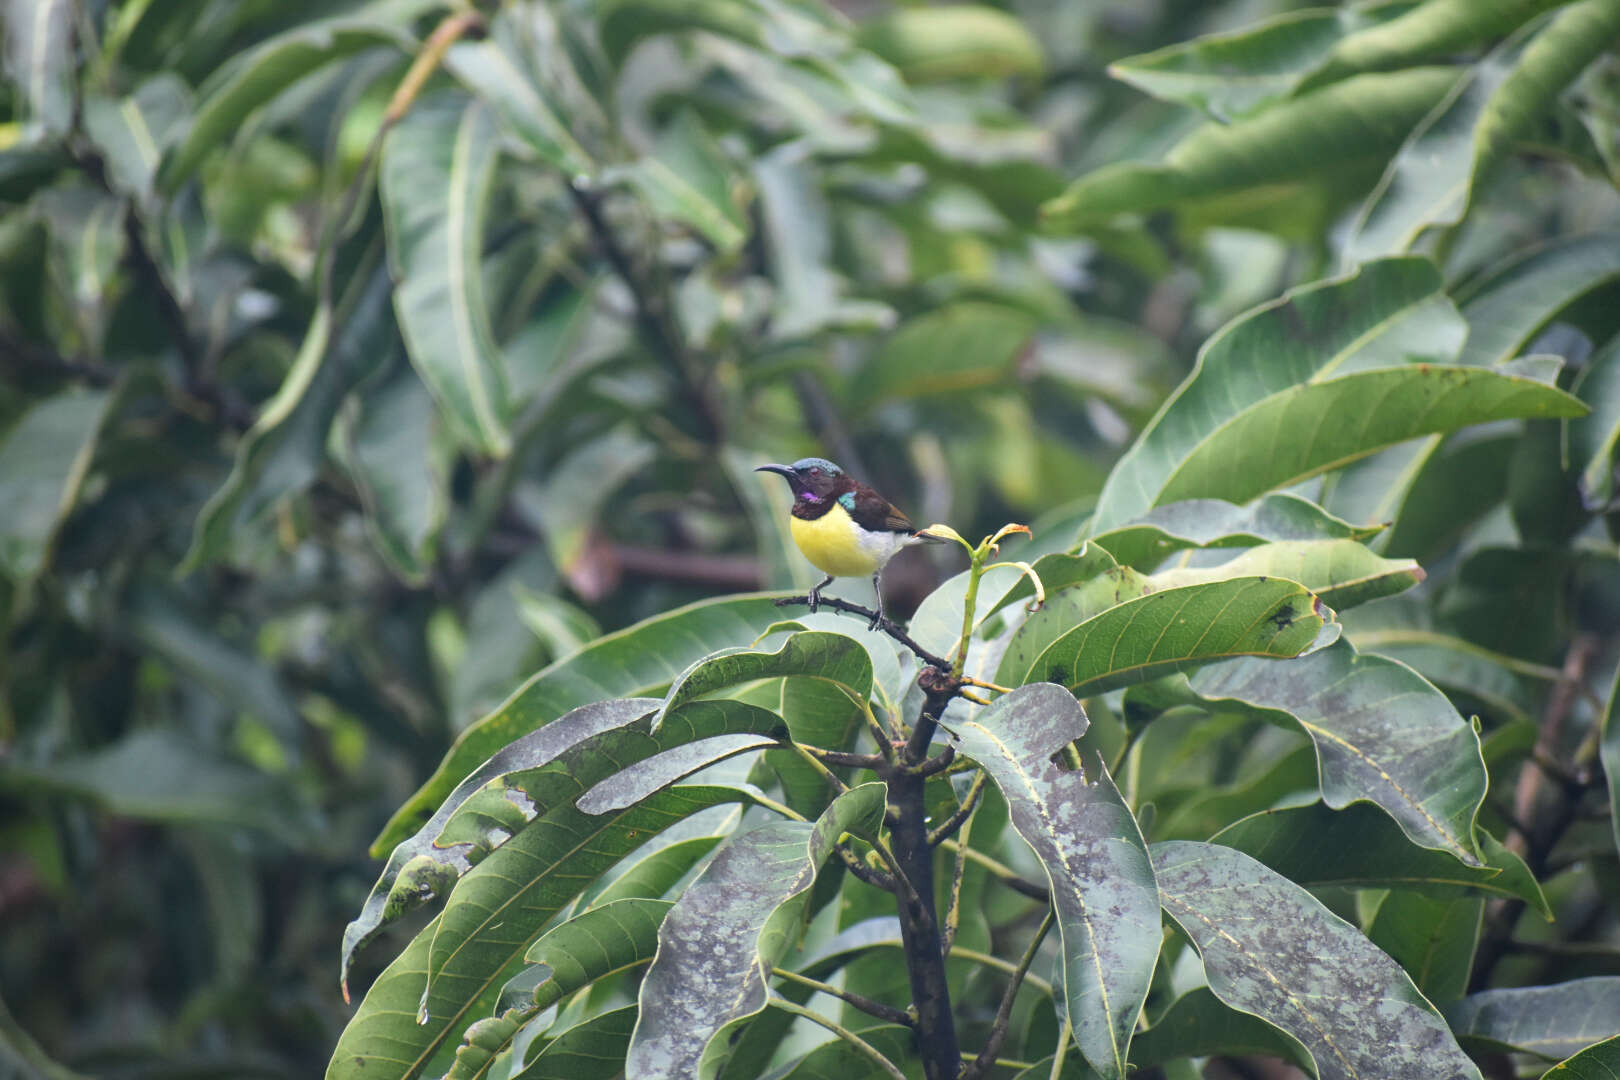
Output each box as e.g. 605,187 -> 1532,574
771,967 -> 914,1028
928,770 -> 985,847
775,594 -> 954,674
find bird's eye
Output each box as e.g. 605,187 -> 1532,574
808,467 -> 822,477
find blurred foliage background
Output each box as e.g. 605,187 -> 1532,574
1,0 -> 1618,1076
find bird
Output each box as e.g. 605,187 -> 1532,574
755,458 -> 922,629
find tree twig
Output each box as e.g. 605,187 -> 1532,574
774,594 -> 953,673
771,967 -> 914,1028
929,770 -> 985,847
962,909 -> 1055,1080
767,997 -> 908,1080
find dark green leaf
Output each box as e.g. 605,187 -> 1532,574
775,1024 -> 915,1080
375,593 -> 788,856
1573,332 -> 1620,510
157,0 -> 427,192
1366,891 -> 1480,1003
617,108 -> 746,253
1211,802 -> 1548,913
82,75 -> 192,201
1091,494 -> 1380,569
626,783 -> 887,1079
1129,987 -> 1308,1071
1308,0 -> 1578,88
504,897 -> 672,1017
850,301 -> 1036,412
1343,625 -> 1545,726
1187,638 -> 1488,865
655,630 -> 873,726
381,93 -> 512,456
336,371 -> 445,584
952,684 -> 1159,1080
1154,840 -> 1482,1080
591,834 -> 722,906
444,12 -> 592,175
0,387 -> 113,584
1090,257 -> 1466,533
857,5 -> 1044,84
1042,68 -> 1458,228
512,1006 -> 638,1079
1457,232 -> 1620,367
1149,540 -> 1423,611
1543,1035 -> 1620,1079
1445,978 -> 1620,1059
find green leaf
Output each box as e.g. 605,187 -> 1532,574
183,260 -> 394,572
1344,625 -> 1545,726
444,11 -> 593,175
33,185 -> 126,352
374,593 -> 789,856
1457,232 -> 1620,367
331,786 -> 752,1080
0,729 -> 315,844
1378,429 -> 1516,562
1350,2 -> 1620,261
591,834 -> 723,906
2,0 -> 74,137
0,387 -> 113,584
1543,1035 -> 1620,1079
1603,663 -> 1620,857
336,371 -> 446,584
616,109 -> 746,253
655,630 -> 873,725
157,0 -> 427,192
1211,801 -> 1548,913
512,1006 -> 638,1079
343,698 -> 782,992
1025,578 -> 1337,697
1366,891 -> 1481,1003
381,93 -> 512,456
1092,494 -> 1381,569
513,425 -> 655,588
501,897 -> 671,1018
774,1024 -> 915,1080
1153,840 -> 1483,1080
1107,1 -> 1418,121
1149,539 -> 1423,611
1129,987 -> 1308,1072
1445,978 -> 1620,1059
1042,68 -> 1459,228
1187,637 -> 1487,864
83,75 -> 192,201
1308,0 -> 1579,88
1573,332 -> 1620,510
1090,257 -> 1466,533
850,301 -> 1037,412
626,783 -> 887,1079
952,684 -> 1159,1080
856,5 -> 1044,84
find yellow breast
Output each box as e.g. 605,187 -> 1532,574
789,503 -> 885,578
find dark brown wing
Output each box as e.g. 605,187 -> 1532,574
850,484 -> 915,534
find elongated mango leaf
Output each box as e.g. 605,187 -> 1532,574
83,75 -> 192,201
992,547 -> 1151,687
655,630 -> 873,725
1090,257 -> 1466,532
1211,801 -> 1547,913
1350,1 -> 1620,262
626,783 -> 887,1079
375,593 -> 788,855
1573,332 -> 1620,510
1151,540 -> 1423,611
616,108 -> 746,253
1345,625 -> 1546,725
1367,890 -> 1481,1002
1457,232 -> 1620,367
183,260 -> 394,572
1603,664 -> 1620,856
1543,1036 -> 1620,1078
1108,1 -> 1417,121
1025,578 -> 1337,697
1042,68 -> 1458,227
850,301 -> 1037,412
1445,978 -> 1620,1060
381,93 -> 512,456
446,899 -> 673,1080
444,11 -> 592,175
1154,840 -> 1483,1080
2,0 -> 73,137
952,684 -> 1158,1080
513,1006 -> 639,1079
1308,0 -> 1577,88
1092,493 -> 1381,569
1129,987 -> 1308,1072
0,387 -> 113,585
592,834 -> 723,906
857,4 -> 1043,83
344,698 -> 783,993
331,785 -> 753,1080
1187,637 -> 1487,864
158,0 -> 427,192
336,371 -> 445,584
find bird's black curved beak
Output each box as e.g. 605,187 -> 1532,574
755,463 -> 796,480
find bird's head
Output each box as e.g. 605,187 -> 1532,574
755,458 -> 849,506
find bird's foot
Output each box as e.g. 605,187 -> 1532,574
867,610 -> 883,631
808,589 -> 821,614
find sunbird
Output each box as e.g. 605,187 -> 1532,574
755,458 -> 922,627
